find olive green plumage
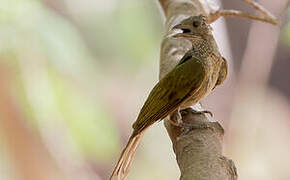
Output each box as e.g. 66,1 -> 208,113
110,15 -> 228,180
132,51 -> 206,135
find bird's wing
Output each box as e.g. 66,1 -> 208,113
132,54 -> 207,134
214,56 -> 228,89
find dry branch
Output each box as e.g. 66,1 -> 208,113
207,0 -> 279,25
157,0 -> 236,179
208,9 -> 279,25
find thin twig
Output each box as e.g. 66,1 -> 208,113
208,9 -> 279,25
242,0 -> 275,18
206,0 -> 279,25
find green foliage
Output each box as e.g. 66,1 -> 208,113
50,71 -> 119,161
0,0 -> 123,162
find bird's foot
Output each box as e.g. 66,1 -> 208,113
169,108 -> 214,136
191,109 -> 213,117
169,109 -> 213,127
169,110 -> 184,127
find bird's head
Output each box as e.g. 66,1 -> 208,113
172,15 -> 212,38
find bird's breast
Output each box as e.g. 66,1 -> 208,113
180,53 -> 222,109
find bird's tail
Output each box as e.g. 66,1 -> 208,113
110,131 -> 144,180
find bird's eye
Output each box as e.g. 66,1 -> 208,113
192,20 -> 200,28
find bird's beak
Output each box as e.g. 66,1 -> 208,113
172,33 -> 185,38
172,24 -> 190,38
172,24 -> 182,30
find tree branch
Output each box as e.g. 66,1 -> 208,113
157,0 -> 238,179
207,0 -> 279,25
208,9 -> 279,25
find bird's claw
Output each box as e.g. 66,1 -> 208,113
191,109 -> 213,117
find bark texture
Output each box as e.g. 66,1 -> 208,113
157,0 -> 238,179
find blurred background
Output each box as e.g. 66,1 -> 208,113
0,0 -> 289,180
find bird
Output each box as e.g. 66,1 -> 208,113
110,15 -> 228,180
